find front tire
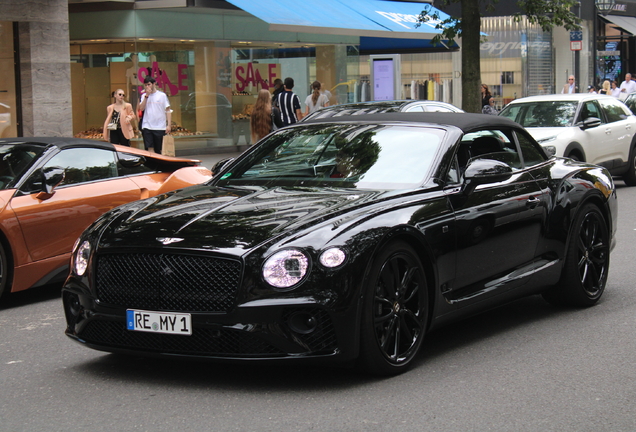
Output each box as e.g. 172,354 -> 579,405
358,241 -> 428,376
0,243 -> 9,302
623,145 -> 636,186
543,204 -> 609,307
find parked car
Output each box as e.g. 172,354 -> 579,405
499,94 -> 636,185
0,137 -> 212,301
301,99 -> 463,122
63,113 -> 616,376
622,91 -> 636,115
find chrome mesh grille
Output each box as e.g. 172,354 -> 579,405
96,253 -> 241,312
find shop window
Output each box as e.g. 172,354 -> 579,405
501,72 -> 514,84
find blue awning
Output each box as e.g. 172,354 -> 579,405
360,36 -> 459,54
224,0 -> 452,39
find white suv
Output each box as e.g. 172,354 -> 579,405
499,94 -> 636,185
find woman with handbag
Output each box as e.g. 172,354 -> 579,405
250,89 -> 283,144
103,89 -> 135,146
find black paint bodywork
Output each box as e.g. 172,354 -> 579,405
62,113 -> 617,365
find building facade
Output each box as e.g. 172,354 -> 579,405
3,0 -> 636,154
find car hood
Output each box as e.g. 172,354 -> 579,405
98,184 -> 393,256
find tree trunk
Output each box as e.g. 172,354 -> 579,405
461,0 -> 482,113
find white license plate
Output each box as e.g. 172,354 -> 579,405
126,309 -> 192,335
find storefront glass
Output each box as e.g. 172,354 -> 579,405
70,41 -> 359,154
481,17 -> 552,107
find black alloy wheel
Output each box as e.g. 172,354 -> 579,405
543,204 -> 609,307
359,241 -> 428,375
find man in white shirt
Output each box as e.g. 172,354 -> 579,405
139,76 -> 171,154
561,76 -> 577,94
620,73 -> 636,95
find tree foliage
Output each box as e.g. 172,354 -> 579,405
417,0 -> 581,113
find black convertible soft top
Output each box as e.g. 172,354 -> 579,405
300,112 -> 523,133
0,137 -> 114,151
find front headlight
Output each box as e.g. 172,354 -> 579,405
262,249 -> 309,289
319,247 -> 346,268
74,241 -> 91,276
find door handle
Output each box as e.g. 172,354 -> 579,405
605,128 -> 612,134
526,196 -> 541,209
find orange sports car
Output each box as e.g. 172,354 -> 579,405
0,137 -> 212,301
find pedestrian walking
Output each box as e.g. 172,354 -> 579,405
304,81 -> 329,116
620,73 -> 636,95
271,78 -> 284,107
562,75 -> 577,94
139,76 -> 171,154
103,89 -> 135,146
599,80 -> 611,95
276,77 -> 303,126
251,89 -> 283,143
481,84 -> 493,108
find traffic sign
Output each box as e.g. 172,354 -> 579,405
570,30 -> 583,41
571,41 -> 582,51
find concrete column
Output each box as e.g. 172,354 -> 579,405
5,0 -> 72,137
316,45 -> 348,105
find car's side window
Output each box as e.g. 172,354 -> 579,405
116,152 -> 156,176
457,130 -> 522,173
599,98 -> 630,123
514,131 -> 547,167
44,148 -> 118,186
578,101 -> 604,123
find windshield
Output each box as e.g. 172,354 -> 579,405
215,123 -> 445,190
0,144 -> 45,190
499,101 -> 578,127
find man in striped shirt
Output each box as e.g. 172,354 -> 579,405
276,77 -> 303,126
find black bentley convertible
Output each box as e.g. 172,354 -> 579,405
63,113 -> 617,375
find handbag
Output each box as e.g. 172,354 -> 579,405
107,122 -> 118,130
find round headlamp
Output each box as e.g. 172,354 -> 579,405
74,241 -> 91,276
263,249 -> 309,289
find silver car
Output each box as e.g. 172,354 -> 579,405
499,94 -> 636,185
302,100 -> 463,122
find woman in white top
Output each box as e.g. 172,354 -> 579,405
304,81 -> 329,116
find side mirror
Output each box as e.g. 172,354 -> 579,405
464,158 -> 513,191
35,166 -> 65,200
211,157 -> 234,176
576,117 -> 602,129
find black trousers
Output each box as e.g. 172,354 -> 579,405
141,129 -> 165,153
109,128 -> 130,146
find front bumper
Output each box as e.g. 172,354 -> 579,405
62,287 -> 360,363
